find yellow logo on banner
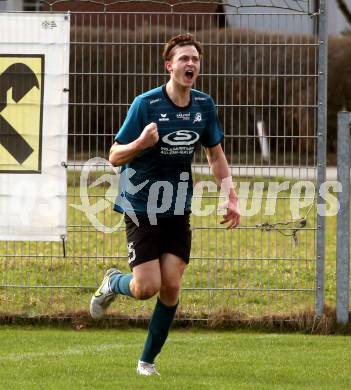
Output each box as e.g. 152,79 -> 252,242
0,55 -> 44,173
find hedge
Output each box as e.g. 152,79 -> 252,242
68,26 -> 351,161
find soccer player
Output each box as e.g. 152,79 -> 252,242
90,33 -> 240,376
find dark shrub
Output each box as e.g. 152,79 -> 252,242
68,26 -> 350,162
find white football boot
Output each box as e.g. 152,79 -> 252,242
136,360 -> 160,376
89,268 -> 121,319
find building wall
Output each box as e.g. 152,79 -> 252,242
40,0 -> 223,30
224,0 -> 351,36
0,0 -> 23,11
1,0 -> 351,35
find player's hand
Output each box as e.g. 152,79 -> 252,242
138,122 -> 159,149
219,196 -> 240,229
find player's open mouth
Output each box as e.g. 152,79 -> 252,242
185,70 -> 194,80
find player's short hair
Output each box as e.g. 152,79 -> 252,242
162,33 -> 203,62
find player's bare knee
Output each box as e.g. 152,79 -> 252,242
160,282 -> 180,301
135,287 -> 158,300
133,281 -> 160,300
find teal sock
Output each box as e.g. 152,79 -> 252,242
140,297 -> 178,364
110,273 -> 133,297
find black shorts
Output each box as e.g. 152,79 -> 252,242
124,214 -> 192,269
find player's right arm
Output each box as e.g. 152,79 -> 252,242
109,122 -> 159,166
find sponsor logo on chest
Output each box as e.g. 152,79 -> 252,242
160,130 -> 200,156
162,130 -> 199,146
176,112 -> 191,120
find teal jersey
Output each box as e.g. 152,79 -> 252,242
114,85 -> 224,217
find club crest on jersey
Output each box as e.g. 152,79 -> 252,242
162,130 -> 199,146
193,113 -> 202,124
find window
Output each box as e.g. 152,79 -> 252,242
23,0 -> 42,11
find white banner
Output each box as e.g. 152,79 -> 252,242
0,13 -> 70,241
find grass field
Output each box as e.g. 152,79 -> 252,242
0,327 -> 350,390
0,171 -> 340,320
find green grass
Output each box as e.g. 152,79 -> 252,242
0,327 -> 350,390
0,171 -> 340,320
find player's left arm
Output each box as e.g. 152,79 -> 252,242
204,144 -> 240,229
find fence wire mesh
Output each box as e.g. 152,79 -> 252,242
0,1 -> 325,322
22,0 -> 315,13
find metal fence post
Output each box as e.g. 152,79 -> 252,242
336,111 -> 351,325
316,0 -> 328,318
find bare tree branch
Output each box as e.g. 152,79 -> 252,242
336,0 -> 351,24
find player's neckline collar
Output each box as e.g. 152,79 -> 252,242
162,85 -> 192,110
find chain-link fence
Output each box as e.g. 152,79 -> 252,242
0,0 -> 327,323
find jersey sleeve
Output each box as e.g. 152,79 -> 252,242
199,97 -> 224,148
114,96 -> 147,144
